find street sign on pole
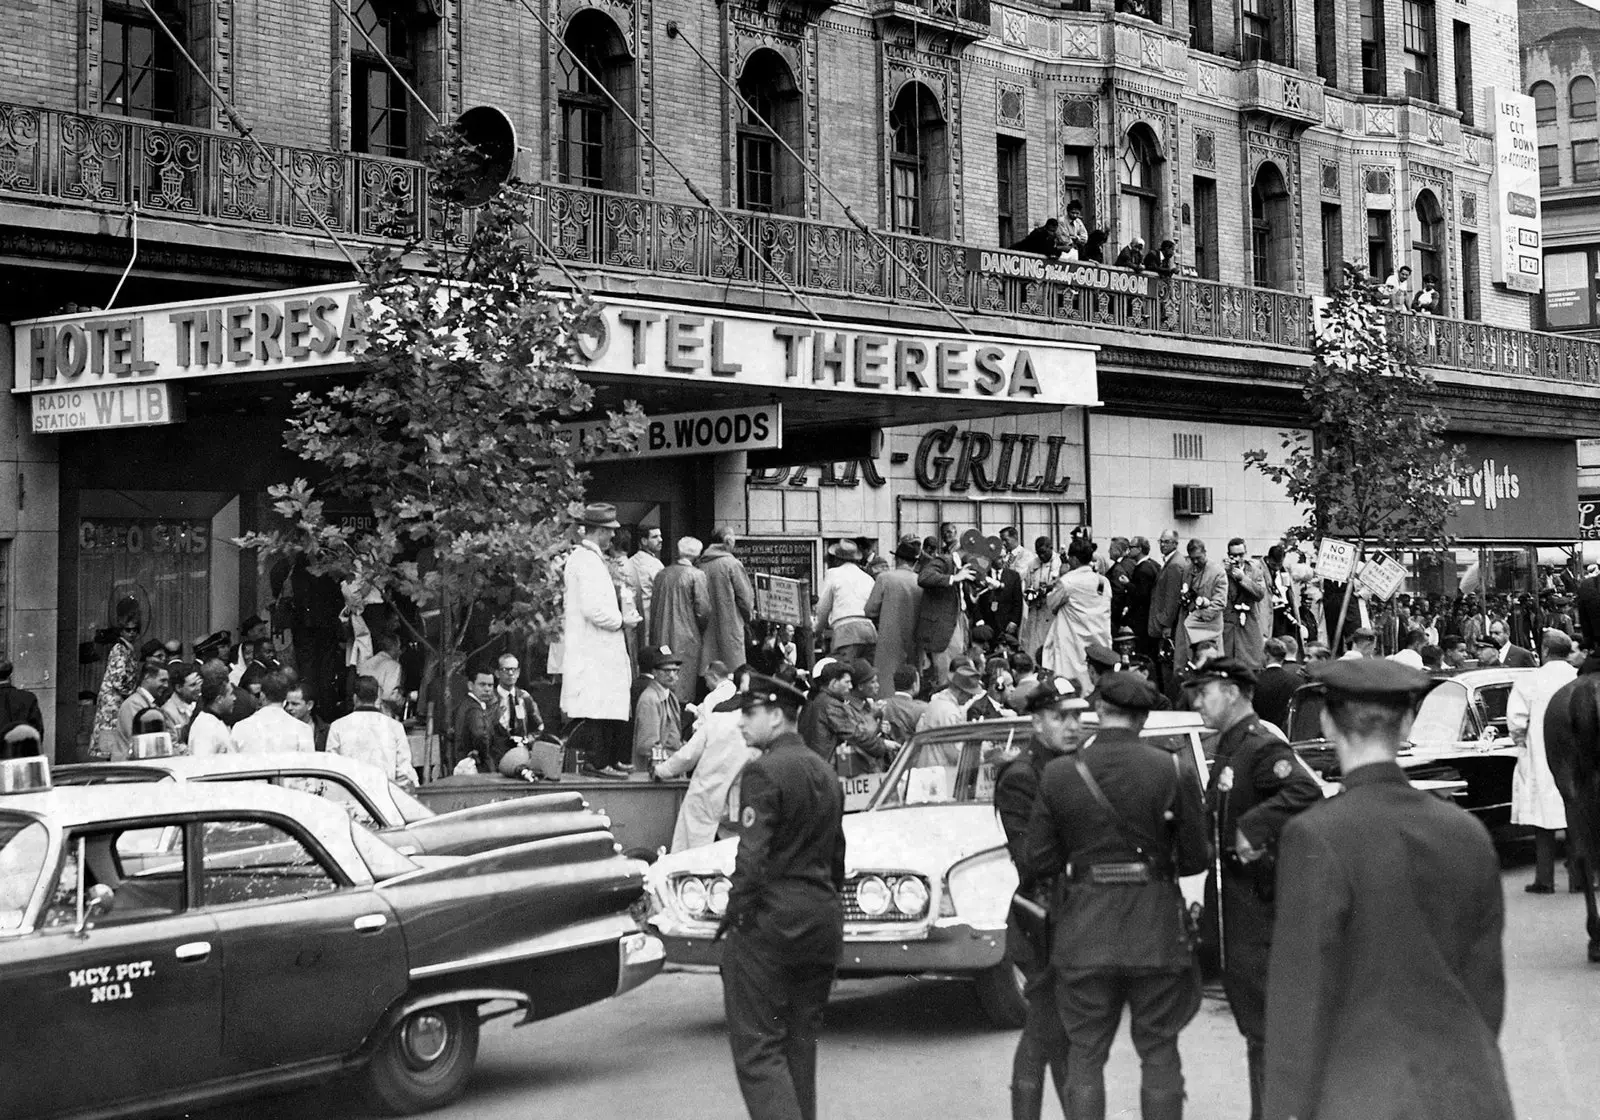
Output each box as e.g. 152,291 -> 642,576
752,572 -> 805,627
1357,553 -> 1408,602
1316,538 -> 1358,584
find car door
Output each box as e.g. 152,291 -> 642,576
0,821 -> 221,1119
197,814 -> 408,1074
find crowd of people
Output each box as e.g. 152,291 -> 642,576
1011,205 -> 1180,277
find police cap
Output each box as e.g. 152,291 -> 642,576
713,673 -> 809,713
638,645 -> 683,671
1310,657 -> 1433,703
1180,656 -> 1258,690
1084,642 -> 1121,671
1022,676 -> 1090,714
1095,671 -> 1165,712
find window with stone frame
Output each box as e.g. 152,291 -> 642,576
350,0 -> 418,159
1531,81 -> 1557,125
101,2 -> 183,124
558,11 -> 636,193
889,82 -> 950,239
996,137 -> 1026,247
736,50 -> 803,217
1241,0 -> 1286,65
1360,0 -> 1387,95
1540,144 -> 1561,188
1401,0 -> 1438,101
1572,76 -> 1597,121
1119,126 -> 1162,252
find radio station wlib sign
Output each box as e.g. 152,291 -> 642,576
965,249 -> 1152,297
1487,88 -> 1544,295
30,383 -> 184,434
565,405 -> 781,461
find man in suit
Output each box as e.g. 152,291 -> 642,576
1252,638 -> 1304,731
1149,530 -> 1187,698
1485,619 -> 1537,668
490,652 -> 553,778
971,554 -> 1024,649
0,655 -> 44,757
916,536 -> 974,688
1126,537 -> 1161,662
449,666 -> 496,773
1264,658 -> 1513,1120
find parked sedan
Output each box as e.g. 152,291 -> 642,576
0,757 -> 663,1118
647,712 -> 1208,1027
1284,667 -> 1533,828
54,753 -> 611,857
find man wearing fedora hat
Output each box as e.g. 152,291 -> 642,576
562,502 -> 637,778
814,539 -> 877,667
866,534 -> 925,702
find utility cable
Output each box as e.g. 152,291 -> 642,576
330,0 -> 592,294
665,21 -> 975,336
138,0 -> 363,272
511,0 -> 824,322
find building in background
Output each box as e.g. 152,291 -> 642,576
3,0 -> 1600,755
1523,0 -> 1600,337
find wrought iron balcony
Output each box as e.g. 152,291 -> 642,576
0,102 -> 426,242
0,101 -> 1595,390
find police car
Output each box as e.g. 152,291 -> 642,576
54,750 -> 611,858
0,756 -> 664,1118
646,711 -> 1208,1027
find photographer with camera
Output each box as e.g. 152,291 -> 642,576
1222,538 -> 1270,669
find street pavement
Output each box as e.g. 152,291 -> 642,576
200,865 -> 1600,1120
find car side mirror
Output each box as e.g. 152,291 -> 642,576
75,883 -> 114,938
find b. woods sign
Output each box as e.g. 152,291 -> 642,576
965,249 -> 1153,296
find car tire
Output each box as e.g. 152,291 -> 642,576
973,960 -> 1029,1029
363,1003 -> 480,1116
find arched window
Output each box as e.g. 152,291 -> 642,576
350,0 -> 417,158
103,1 -> 183,123
888,83 -> 950,238
1531,81 -> 1557,125
1571,76 -> 1597,121
1119,125 -> 1162,250
737,51 -> 803,216
559,12 -> 636,192
1413,189 -> 1445,308
1250,162 -> 1293,290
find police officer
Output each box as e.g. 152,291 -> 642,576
1182,657 -> 1321,1120
1265,658 -> 1513,1120
994,676 -> 1088,1120
714,672 -> 846,1120
1024,672 -> 1210,1120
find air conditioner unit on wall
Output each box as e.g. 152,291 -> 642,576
1173,485 -> 1214,518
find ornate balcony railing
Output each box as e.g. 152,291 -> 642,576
2,100 -> 1597,388
0,102 -> 426,241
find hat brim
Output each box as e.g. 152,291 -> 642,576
950,670 -> 983,689
583,517 -> 622,529
711,695 -> 749,713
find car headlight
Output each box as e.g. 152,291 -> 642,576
855,874 -> 891,917
892,875 -> 929,918
677,875 -> 709,919
707,876 -> 731,918
944,850 -> 1017,926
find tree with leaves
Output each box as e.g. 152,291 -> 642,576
239,129 -> 643,723
1244,262 -> 1464,651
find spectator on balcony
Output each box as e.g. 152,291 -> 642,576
1412,274 -> 1442,314
1012,218 -> 1068,260
1081,229 -> 1109,264
1113,236 -> 1146,270
1382,265 -> 1413,310
1143,239 -> 1178,275
1065,200 -> 1090,255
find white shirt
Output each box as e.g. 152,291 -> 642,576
1388,649 -> 1424,670
187,711 -> 234,756
356,652 -> 404,707
327,709 -> 413,781
629,550 -> 664,619
813,563 -> 876,629
162,696 -> 196,740
231,704 -> 315,753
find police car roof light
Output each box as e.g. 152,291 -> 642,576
0,756 -> 52,794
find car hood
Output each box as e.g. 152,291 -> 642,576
381,799 -> 611,857
649,803 -> 1004,885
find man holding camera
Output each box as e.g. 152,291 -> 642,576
1223,538 -> 1270,669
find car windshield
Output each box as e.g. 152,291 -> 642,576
1411,681 -> 1470,745
0,818 -> 50,931
874,724 -> 1029,808
388,781 -> 435,824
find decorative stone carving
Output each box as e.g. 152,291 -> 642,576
1196,62 -> 1219,98
1002,7 -> 1028,46
1246,128 -> 1304,288
997,79 -> 1025,129
1321,159 -> 1339,197
1058,93 -> 1099,130
1140,31 -> 1163,71
1365,105 -> 1396,135
728,4 -> 822,216
1193,129 -> 1215,169
1323,97 -> 1344,131
1062,26 -> 1098,59
1282,77 -> 1302,113
1461,190 -> 1478,228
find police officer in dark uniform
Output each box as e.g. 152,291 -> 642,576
1183,657 -> 1321,1120
1024,672 -> 1210,1120
1265,659 -> 1513,1120
994,676 -> 1089,1120
714,673 -> 846,1120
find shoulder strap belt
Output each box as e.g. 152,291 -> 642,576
1072,755 -> 1153,863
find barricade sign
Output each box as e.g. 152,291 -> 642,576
1357,553 -> 1407,601
752,572 -> 805,627
1316,538 -> 1358,584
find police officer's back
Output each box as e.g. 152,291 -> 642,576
715,674 -> 845,1120
1024,672 -> 1209,1120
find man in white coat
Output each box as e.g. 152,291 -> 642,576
653,661 -> 756,851
1507,628 -> 1578,893
562,502 -> 639,779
